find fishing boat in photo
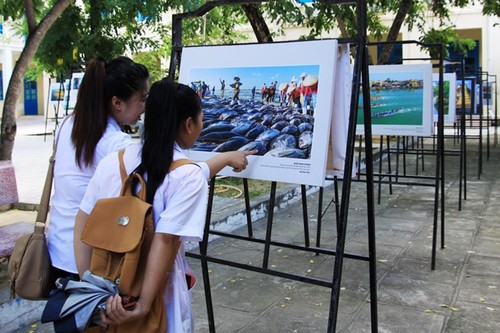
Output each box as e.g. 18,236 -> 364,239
372,108 -> 403,117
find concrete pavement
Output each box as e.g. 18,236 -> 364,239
1,115 -> 500,332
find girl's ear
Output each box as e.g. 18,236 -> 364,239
176,117 -> 195,149
111,96 -> 123,112
183,116 -> 195,134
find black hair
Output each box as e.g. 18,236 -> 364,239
136,78 -> 201,203
71,56 -> 149,168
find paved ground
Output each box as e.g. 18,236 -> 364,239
1,116 -> 499,332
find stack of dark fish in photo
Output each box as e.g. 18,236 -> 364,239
193,97 -> 314,159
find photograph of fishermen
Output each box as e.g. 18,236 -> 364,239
187,64 -> 320,160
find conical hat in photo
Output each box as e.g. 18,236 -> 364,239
303,75 -> 318,87
279,83 -> 288,91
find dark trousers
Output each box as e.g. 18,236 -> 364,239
51,266 -> 80,287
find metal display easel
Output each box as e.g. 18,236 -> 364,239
343,40 -> 447,270
168,1 -> 377,331
454,66 -> 486,180
44,75 -> 66,142
489,74 -> 498,146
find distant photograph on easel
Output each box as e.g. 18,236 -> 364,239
67,72 -> 84,110
49,73 -> 84,114
357,64 -> 433,136
179,40 -> 339,186
50,84 -> 65,101
455,78 -> 477,115
432,72 -> 457,123
482,81 -> 493,106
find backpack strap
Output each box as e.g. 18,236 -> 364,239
118,149 -> 127,183
118,149 -> 147,199
118,152 -> 195,179
117,151 -> 195,198
169,158 -> 195,172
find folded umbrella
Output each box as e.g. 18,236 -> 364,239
42,270 -> 118,333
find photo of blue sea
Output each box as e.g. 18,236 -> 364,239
357,71 -> 425,126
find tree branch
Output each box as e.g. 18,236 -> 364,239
242,4 -> 272,43
378,0 -> 414,65
23,0 -> 37,33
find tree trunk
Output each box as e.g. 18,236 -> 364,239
378,0 -> 414,65
242,4 -> 273,43
0,0 -> 74,161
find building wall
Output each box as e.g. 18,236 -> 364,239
1,21 -> 24,117
394,6 -> 500,77
0,20 -> 48,117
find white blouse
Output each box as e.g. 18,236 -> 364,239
48,116 -> 132,273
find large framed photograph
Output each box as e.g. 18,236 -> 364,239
432,73 -> 457,124
356,64 -> 433,136
178,40 -> 339,186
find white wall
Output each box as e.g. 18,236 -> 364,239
1,21 -> 26,117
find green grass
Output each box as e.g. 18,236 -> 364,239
213,177 -> 281,199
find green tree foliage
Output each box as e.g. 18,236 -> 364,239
420,27 -> 476,58
16,0 -> 500,77
0,0 -> 73,160
33,1 -> 249,78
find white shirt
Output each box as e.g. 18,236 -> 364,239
48,116 -> 132,273
80,144 -> 208,333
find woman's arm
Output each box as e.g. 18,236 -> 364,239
74,209 -> 93,277
101,233 -> 180,325
205,150 -> 257,178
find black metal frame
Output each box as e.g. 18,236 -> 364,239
453,65 -> 490,180
489,74 -> 498,146
168,1 -> 377,332
339,40 -> 447,270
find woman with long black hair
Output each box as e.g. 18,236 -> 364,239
75,78 -> 250,332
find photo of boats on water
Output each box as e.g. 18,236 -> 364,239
356,64 -> 433,136
178,40 -> 339,186
432,72 -> 457,124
